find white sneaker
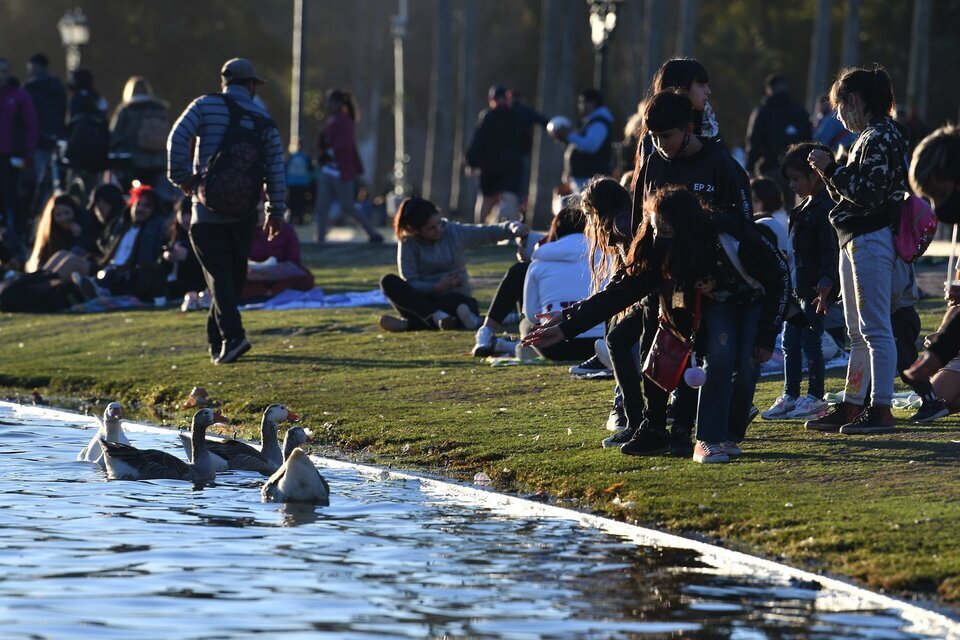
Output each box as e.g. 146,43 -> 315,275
787,394 -> 829,419
471,326 -> 496,357
594,339 -> 613,370
493,337 -> 519,354
760,394 -> 799,420
456,304 -> 482,330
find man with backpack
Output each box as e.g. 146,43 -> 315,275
745,75 -> 812,201
167,58 -> 287,365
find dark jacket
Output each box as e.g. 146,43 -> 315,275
745,90 -> 812,175
566,106 -> 614,179
98,212 -> 166,269
789,187 -> 839,300
632,135 -> 752,232
24,71 -> 66,150
110,96 -> 170,171
557,210 -> 790,353
822,116 -> 909,248
465,105 -> 524,195
511,100 -> 548,156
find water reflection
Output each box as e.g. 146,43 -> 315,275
0,407 -> 952,639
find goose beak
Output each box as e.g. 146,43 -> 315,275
302,428 -> 314,442
108,407 -> 123,419
286,411 -> 300,422
213,411 -> 227,423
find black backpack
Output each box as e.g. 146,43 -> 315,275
65,110 -> 110,171
198,95 -> 272,219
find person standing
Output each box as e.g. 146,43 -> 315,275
0,57 -> 39,254
745,75 -> 812,196
508,89 -> 547,208
167,58 -> 287,365
551,88 -> 614,194
23,53 -> 65,190
110,76 -> 170,188
313,89 -> 381,243
465,85 -> 524,223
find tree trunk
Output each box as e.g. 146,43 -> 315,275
675,0 -> 697,57
452,0 -> 477,219
907,0 -> 932,121
841,0 -> 860,68
641,0 -> 666,88
424,0 -> 455,211
805,0 -> 832,114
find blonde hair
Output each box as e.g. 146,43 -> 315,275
121,76 -> 153,103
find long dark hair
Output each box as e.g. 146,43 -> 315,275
394,196 -> 439,240
543,205 -> 585,243
87,183 -> 126,221
328,89 -> 359,122
829,65 -> 896,118
580,176 -> 632,293
650,58 -> 709,130
627,185 -> 716,288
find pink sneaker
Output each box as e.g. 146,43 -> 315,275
693,441 -> 730,464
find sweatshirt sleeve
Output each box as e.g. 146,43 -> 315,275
816,208 -> 839,289
823,129 -> 896,209
522,263 -> 541,322
167,97 -> 203,189
449,221 -> 514,249
397,241 -> 434,294
567,120 -> 608,154
718,157 -> 753,222
262,124 -> 288,218
556,270 -> 656,340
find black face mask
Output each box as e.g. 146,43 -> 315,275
655,133 -> 691,162
934,188 -> 960,225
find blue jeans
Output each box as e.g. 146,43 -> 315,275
696,300 -> 763,444
783,299 -> 825,399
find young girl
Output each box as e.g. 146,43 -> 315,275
379,196 -> 527,332
762,143 -> 838,421
25,194 -> 84,274
806,66 -> 907,435
525,185 -> 789,462
750,177 -> 791,263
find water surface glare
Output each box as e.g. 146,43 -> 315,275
0,405 -> 951,639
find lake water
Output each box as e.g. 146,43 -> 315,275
0,403 -> 953,639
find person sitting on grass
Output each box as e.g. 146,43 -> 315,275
472,204 -> 602,360
379,196 -> 527,332
24,193 -> 85,275
761,142 -> 838,422
241,203 -> 314,301
161,196 -> 206,301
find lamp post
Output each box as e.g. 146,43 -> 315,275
289,0 -> 306,152
587,0 -> 622,92
57,8 -> 90,73
390,0 -> 409,213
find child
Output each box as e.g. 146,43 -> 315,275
750,177 -> 792,270
761,143 -> 838,421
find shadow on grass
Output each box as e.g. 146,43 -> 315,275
245,354 -> 469,369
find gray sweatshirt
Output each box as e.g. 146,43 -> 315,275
398,219 -> 514,297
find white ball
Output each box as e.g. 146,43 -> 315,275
684,366 -> 707,389
546,115 -> 572,136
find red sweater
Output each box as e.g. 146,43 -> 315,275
0,83 -> 39,156
248,222 -> 301,265
318,112 -> 363,182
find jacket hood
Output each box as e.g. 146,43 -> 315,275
585,106 -> 614,124
531,233 -> 588,263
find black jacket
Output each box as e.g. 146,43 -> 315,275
558,210 -> 790,353
24,71 -> 66,149
98,212 -> 167,270
465,105 -> 523,195
745,90 -> 812,175
789,187 -> 839,300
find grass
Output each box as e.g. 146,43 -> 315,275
2,241 -> 959,611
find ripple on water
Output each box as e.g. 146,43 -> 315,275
0,410 -> 951,639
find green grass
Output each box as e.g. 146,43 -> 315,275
2,242 -> 959,609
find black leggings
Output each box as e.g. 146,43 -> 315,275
486,262 -> 528,324
380,273 -> 479,330
607,309 -> 645,430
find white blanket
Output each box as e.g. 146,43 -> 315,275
241,288 -> 388,311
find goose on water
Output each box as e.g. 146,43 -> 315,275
101,409 -> 225,485
180,403 -> 299,475
261,429 -> 329,504
77,402 -> 130,468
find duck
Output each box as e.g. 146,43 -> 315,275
101,408 -> 225,486
180,403 -> 299,475
77,402 -> 130,468
261,428 -> 329,504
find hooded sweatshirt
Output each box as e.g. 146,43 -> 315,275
566,106 -> 614,179
24,70 -> 66,149
522,233 -> 603,339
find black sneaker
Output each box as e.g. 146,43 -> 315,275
620,428 -> 670,456
602,426 -> 635,449
909,399 -> 950,423
606,406 -> 627,431
669,424 -> 694,457
216,337 -> 251,365
569,355 -> 609,375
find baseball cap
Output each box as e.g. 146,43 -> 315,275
488,84 -> 508,101
221,58 -> 266,84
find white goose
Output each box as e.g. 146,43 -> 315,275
180,404 -> 299,475
261,428 -> 329,504
77,402 -> 130,468
101,409 -> 224,486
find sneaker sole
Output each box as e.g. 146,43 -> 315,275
602,434 -> 634,449
620,445 -> 669,456
471,345 -> 496,358
760,410 -> 793,420
693,455 -> 730,463
805,423 -> 841,432
839,425 -> 897,435
216,340 -> 251,365
787,407 -> 829,419
570,367 -> 611,375
913,408 -> 950,423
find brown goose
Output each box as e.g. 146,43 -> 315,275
180,404 -> 299,475
101,409 -> 225,486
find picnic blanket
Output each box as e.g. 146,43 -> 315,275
67,295 -> 148,313
240,287 -> 388,311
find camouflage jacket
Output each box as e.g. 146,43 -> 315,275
823,115 -> 908,248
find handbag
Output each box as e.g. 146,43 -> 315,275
642,290 -> 701,392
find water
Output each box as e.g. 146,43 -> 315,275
0,404 -> 952,639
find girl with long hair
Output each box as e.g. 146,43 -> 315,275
25,193 -> 84,273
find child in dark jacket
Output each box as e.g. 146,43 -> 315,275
761,143 -> 839,421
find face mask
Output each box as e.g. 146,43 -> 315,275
656,133 -> 691,162
845,107 -> 865,133
701,100 -> 719,138
935,189 -> 960,225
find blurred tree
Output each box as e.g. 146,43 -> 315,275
424,0 -> 455,211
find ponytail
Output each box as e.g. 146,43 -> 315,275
829,65 -> 896,118
394,196 -> 439,240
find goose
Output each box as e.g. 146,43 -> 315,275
180,403 -> 299,475
261,430 -> 329,504
77,402 -> 130,468
101,408 -> 225,486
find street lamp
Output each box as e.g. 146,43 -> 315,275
58,8 -> 90,73
390,0 -> 410,213
587,0 -> 622,92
